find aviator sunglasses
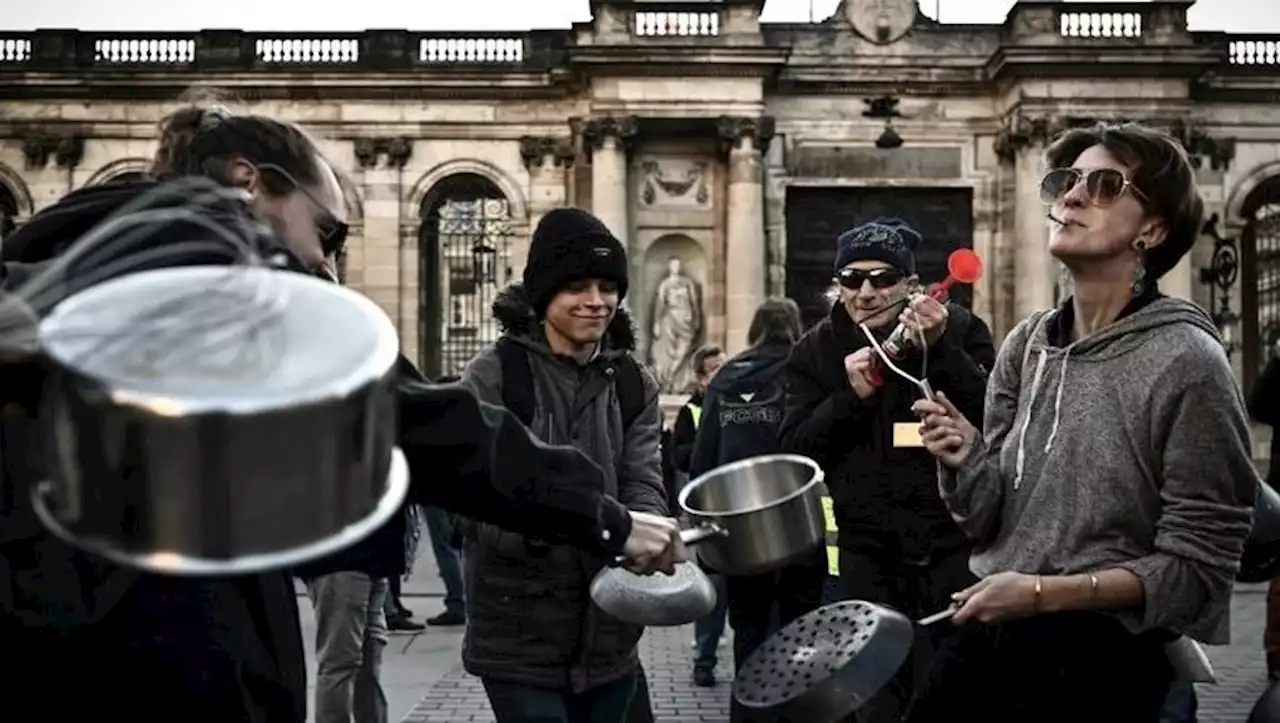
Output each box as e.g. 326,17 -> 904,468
1039,167 -> 1149,208
257,162 -> 351,257
836,267 -> 905,291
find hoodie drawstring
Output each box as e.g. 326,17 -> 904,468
1013,348 -> 1048,490
1013,344 -> 1073,490
1043,347 -> 1071,454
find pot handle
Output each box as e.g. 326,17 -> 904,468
612,521 -> 727,567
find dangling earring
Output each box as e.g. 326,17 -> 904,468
1132,239 -> 1147,295
1132,262 -> 1146,295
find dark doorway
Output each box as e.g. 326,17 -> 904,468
1240,175 -> 1280,391
418,174 -> 514,380
784,186 -> 975,328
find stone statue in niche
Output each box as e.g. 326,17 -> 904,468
648,256 -> 704,393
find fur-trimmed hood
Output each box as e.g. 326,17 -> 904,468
492,282 -> 638,353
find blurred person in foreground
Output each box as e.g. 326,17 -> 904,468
0,98 -> 685,723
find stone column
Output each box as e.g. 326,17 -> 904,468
997,113 -> 1058,320
582,116 -> 637,244
351,137 -> 414,355
718,116 -> 774,355
519,136 -> 573,279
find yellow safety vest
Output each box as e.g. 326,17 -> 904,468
822,494 -> 839,576
687,402 -> 702,429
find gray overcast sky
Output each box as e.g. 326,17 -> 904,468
1,0 -> 1274,32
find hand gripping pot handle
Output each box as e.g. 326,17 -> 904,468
612,522 -> 727,566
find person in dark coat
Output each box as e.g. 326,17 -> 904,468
690,299 -> 825,707
671,345 -> 726,479
459,208 -> 668,723
779,218 -> 995,723
0,101 -> 685,723
1251,350 -> 1280,684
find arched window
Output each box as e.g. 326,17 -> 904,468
1241,176 -> 1280,388
418,174 -> 514,380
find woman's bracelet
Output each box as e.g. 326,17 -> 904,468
1088,572 -> 1099,604
1033,574 -> 1043,613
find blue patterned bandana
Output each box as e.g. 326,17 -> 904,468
834,218 -> 920,274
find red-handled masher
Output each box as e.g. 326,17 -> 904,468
865,248 -> 984,387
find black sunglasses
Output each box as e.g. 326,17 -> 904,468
1039,167 -> 1149,208
836,267 -> 904,291
256,162 -> 350,257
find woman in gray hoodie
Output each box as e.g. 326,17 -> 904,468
908,122 -> 1257,722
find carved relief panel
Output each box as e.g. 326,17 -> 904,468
637,158 -> 713,210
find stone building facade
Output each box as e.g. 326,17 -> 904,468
0,0 -> 1278,390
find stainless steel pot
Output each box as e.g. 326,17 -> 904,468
678,454 -> 826,576
30,265 -> 405,576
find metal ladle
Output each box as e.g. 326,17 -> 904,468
590,523 -> 727,627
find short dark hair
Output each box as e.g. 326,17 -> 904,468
748,298 -> 803,349
150,87 -> 327,198
1045,122 -> 1204,281
691,345 -> 723,377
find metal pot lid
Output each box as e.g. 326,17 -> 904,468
733,600 -> 900,710
590,561 -> 717,627
38,266 -> 399,415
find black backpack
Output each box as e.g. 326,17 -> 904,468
495,337 -> 647,430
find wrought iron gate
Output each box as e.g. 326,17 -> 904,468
419,177 -> 513,380
1243,192 -> 1280,388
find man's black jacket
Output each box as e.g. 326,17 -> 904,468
670,390 -> 703,474
0,179 -> 633,722
779,301 -> 995,561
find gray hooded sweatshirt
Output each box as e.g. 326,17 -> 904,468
941,298 -> 1257,644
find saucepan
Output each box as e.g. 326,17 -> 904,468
733,600 -> 958,722
678,454 -> 827,576
28,265 -> 406,576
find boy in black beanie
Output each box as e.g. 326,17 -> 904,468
457,207 -> 673,723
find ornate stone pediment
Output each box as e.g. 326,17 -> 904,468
836,0 -> 918,45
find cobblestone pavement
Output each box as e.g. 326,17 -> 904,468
402,585 -> 1271,723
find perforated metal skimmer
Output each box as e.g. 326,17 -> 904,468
733,600 -> 915,721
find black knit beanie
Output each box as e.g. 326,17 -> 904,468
523,207 -> 629,316
834,217 -> 920,274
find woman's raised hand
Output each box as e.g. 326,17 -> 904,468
911,391 -> 978,469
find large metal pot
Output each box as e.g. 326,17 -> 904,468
678,454 -> 826,576
29,265 -> 405,576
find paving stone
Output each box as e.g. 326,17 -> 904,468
402,586 -> 1271,722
